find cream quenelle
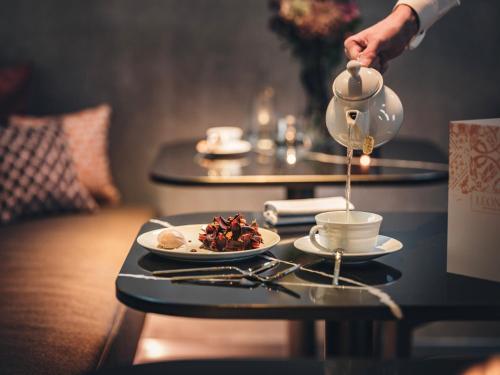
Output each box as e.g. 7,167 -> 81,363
157,228 -> 187,249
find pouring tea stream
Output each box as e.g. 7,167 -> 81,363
321,60 -> 404,284
326,58 -> 405,224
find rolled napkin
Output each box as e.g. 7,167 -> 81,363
263,196 -> 354,226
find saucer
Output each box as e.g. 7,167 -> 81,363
294,235 -> 403,263
196,140 -> 252,156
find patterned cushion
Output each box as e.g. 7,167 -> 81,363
0,64 -> 31,121
10,104 -> 121,204
0,123 -> 97,224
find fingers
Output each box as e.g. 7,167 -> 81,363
355,55 -> 389,74
344,36 -> 364,60
344,32 -> 379,67
357,41 -> 380,68
344,34 -> 389,73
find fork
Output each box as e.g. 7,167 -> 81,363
246,264 -> 300,283
152,260 -> 279,281
165,263 -> 299,284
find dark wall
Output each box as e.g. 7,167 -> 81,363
1,0 -> 499,213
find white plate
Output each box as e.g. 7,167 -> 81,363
294,235 -> 403,263
137,224 -> 280,262
196,140 -> 252,156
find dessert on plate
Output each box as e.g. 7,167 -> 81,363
198,213 -> 263,252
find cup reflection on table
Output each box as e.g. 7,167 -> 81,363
196,156 -> 249,177
206,126 -> 243,147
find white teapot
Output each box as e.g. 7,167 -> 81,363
325,60 -> 403,153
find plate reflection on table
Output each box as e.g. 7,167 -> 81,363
138,251 -> 277,273
195,155 -> 250,177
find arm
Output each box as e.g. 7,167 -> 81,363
344,0 -> 460,72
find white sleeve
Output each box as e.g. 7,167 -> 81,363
394,0 -> 460,48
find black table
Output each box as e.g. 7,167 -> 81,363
150,139 -> 448,198
116,212 -> 500,358
91,358 -> 489,375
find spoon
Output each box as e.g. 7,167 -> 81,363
333,249 -> 343,286
149,218 -> 207,232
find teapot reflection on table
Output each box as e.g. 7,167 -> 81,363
326,60 -> 404,154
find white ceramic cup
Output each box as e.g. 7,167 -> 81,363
309,211 -> 382,253
206,127 -> 243,146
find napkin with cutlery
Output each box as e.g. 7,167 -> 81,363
263,196 -> 354,226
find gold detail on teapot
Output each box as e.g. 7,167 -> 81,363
363,136 -> 374,155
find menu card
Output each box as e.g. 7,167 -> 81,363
447,119 -> 500,282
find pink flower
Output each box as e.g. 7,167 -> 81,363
278,0 -> 360,38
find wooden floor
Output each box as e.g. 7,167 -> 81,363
134,315 -> 290,363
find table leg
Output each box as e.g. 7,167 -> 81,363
349,320 -> 374,356
374,321 -> 413,359
288,320 -> 317,358
324,320 -> 374,358
324,321 -> 349,357
286,186 -> 315,199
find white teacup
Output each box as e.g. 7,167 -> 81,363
206,127 -> 243,146
309,211 -> 382,253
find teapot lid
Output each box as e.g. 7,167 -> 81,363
333,60 -> 382,101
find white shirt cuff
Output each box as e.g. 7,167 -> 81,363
395,0 -> 460,49
408,31 -> 426,49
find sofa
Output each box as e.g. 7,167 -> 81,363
0,206 -> 152,374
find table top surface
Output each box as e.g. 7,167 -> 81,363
116,211 -> 500,322
150,139 -> 448,187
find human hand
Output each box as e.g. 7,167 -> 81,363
344,5 -> 419,73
